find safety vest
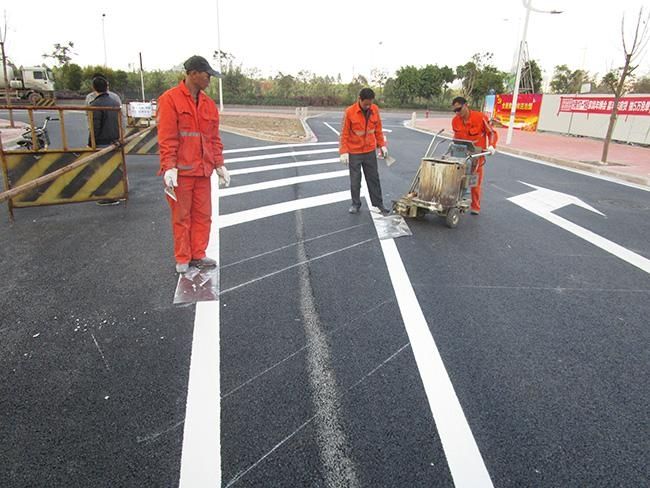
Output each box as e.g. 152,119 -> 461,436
339,102 -> 386,155
157,81 -> 224,177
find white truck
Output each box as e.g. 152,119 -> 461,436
0,59 -> 56,104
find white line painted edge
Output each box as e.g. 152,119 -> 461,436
324,122 -> 340,136
220,190 -> 357,229
499,151 -> 650,192
220,170 -> 348,197
228,157 -> 340,176
364,187 -> 493,488
225,148 -> 337,164
179,173 -> 221,487
223,141 -> 338,154
508,194 -> 650,274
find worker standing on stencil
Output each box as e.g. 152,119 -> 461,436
157,55 -> 230,273
339,87 -> 390,215
451,96 -> 497,215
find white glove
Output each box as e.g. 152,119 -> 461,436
340,153 -> 349,165
381,146 -> 388,158
163,168 -> 178,187
216,165 -> 230,187
487,145 -> 496,155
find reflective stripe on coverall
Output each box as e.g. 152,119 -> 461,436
157,81 -> 224,263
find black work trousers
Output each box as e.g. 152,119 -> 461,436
348,150 -> 383,208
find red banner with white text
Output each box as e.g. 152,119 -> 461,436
558,96 -> 650,116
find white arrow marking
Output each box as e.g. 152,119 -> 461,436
509,182 -> 650,275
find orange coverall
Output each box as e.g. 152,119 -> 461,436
157,81 -> 224,264
451,110 -> 498,213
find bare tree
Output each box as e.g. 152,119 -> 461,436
601,8 -> 650,164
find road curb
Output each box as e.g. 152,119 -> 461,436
301,116 -> 319,143
408,122 -> 650,189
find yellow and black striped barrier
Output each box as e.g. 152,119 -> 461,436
123,126 -> 159,155
2,149 -> 127,209
34,97 -> 56,107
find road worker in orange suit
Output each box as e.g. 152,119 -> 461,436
339,88 -> 390,215
451,96 -> 498,215
157,55 -> 230,273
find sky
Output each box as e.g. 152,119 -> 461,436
2,0 -> 649,86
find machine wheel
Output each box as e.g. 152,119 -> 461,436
445,208 -> 460,228
28,92 -> 43,105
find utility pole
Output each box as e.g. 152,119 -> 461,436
102,13 -> 107,67
216,0 -> 224,112
1,11 -> 14,128
139,52 -> 145,102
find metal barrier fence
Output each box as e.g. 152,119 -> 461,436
0,105 -> 147,221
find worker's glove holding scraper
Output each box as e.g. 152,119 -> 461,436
487,145 -> 496,155
216,166 -> 231,187
164,168 -> 178,187
340,153 -> 350,165
381,146 -> 388,158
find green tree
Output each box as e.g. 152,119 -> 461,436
392,65 -> 420,104
525,60 -> 544,93
418,64 -> 455,103
631,76 -> 650,93
550,65 -> 590,94
457,53 -> 505,105
42,42 -> 76,66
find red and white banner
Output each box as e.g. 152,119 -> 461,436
558,96 -> 650,116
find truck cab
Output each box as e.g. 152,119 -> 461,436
21,67 -> 56,93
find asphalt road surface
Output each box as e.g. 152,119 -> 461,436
1,110 -> 648,487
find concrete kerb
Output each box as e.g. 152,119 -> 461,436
403,121 -> 650,189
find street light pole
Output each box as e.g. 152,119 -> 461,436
506,0 -> 562,145
216,0 -> 224,112
506,1 -> 532,145
102,13 -> 107,67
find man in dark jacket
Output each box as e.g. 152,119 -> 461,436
89,75 -> 121,146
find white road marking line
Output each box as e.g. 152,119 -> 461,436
223,340 -> 407,487
221,223 -> 369,269
220,238 -> 374,295
223,141 -> 337,154
324,122 -> 340,136
364,189 -> 494,488
228,157 -> 340,176
294,209 -> 360,487
220,170 -> 348,197
225,148 -> 337,163
224,416 -> 316,488
219,190 -> 360,229
220,298 -> 391,400
179,173 -> 221,488
509,183 -> 650,275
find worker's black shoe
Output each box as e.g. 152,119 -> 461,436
348,205 -> 360,214
470,209 -> 480,215
190,257 -> 218,268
